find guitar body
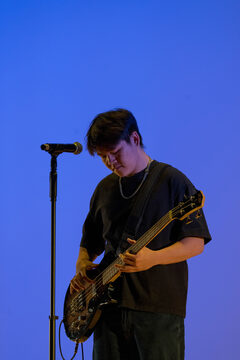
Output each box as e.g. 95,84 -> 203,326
63,284 -> 102,343
63,191 -> 205,343
63,252 -> 119,342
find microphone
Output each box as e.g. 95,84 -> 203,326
41,142 -> 83,155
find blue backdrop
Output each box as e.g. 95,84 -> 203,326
1,1 -> 239,359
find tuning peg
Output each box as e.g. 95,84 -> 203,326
195,210 -> 202,219
185,216 -> 193,224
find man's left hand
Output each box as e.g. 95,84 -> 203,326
115,239 -> 157,273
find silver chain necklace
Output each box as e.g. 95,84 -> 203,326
119,159 -> 153,200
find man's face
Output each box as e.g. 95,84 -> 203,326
96,134 -> 139,177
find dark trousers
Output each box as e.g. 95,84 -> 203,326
93,307 -> 185,360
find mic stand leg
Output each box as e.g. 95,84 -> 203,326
49,154 -> 59,360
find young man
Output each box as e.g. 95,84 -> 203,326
70,109 -> 211,360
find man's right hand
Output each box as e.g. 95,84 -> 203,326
70,258 -> 98,295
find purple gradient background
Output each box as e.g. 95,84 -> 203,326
1,1 -> 239,359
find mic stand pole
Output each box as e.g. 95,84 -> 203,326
49,152 -> 60,360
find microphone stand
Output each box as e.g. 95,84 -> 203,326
41,144 -> 82,360
48,152 -> 60,360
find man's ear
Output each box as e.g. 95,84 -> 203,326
130,131 -> 140,146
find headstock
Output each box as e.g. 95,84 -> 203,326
172,191 -> 205,221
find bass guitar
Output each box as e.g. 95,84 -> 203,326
63,190 -> 205,343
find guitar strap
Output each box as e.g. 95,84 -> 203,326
115,161 -> 170,255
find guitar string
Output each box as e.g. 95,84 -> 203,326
70,198 -> 201,312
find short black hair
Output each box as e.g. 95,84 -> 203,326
86,108 -> 143,155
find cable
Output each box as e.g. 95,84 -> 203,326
81,343 -> 84,360
59,319 -> 80,360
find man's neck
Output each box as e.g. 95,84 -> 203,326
127,150 -> 150,177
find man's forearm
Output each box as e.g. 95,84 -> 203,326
76,247 -> 98,274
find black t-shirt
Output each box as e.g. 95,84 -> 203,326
80,161 -> 211,317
